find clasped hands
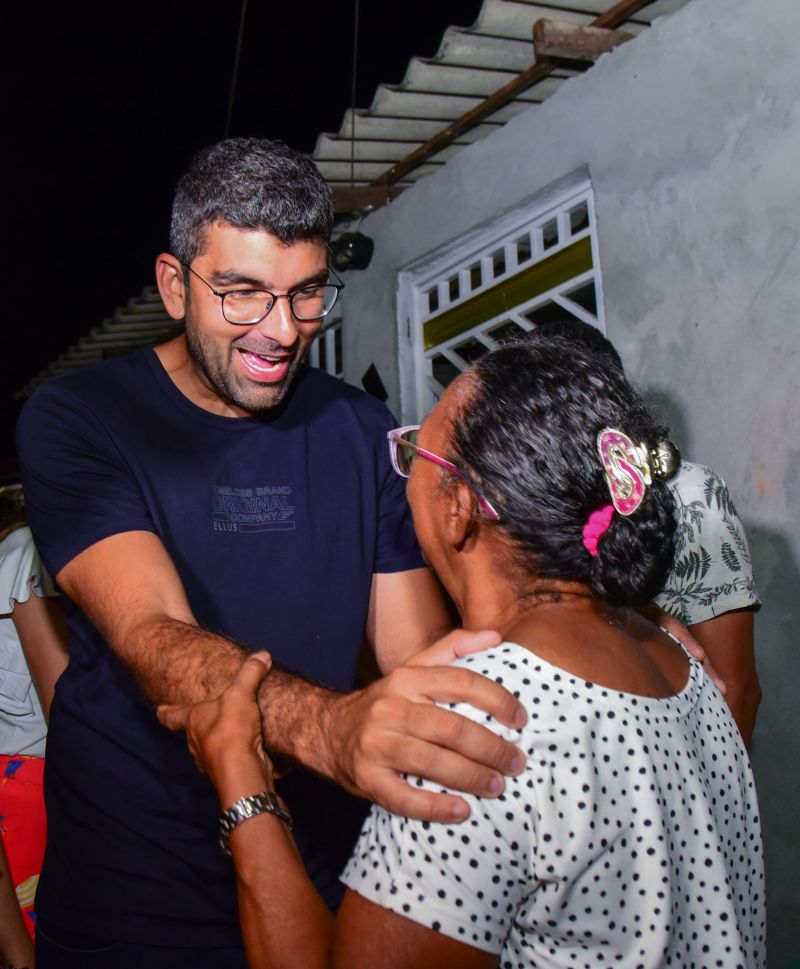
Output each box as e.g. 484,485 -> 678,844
157,629 -> 528,822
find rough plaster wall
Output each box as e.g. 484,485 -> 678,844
341,0 -> 799,962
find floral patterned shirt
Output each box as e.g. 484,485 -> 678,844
654,462 -> 760,626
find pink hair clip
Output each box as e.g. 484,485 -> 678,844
596,428 -> 651,516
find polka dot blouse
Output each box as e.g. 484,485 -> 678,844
342,643 -> 765,968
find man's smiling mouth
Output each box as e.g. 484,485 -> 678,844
237,348 -> 294,381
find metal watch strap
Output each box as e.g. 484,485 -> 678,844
219,790 -> 293,856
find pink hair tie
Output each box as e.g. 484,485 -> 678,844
582,504 -> 614,557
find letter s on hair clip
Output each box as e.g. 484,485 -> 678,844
596,428 -> 649,516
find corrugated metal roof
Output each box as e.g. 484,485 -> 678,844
18,287 -> 176,398
312,0 -> 691,191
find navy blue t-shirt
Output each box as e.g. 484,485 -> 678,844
17,349 -> 424,946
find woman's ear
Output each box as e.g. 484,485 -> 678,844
155,253 -> 188,320
446,480 -> 479,550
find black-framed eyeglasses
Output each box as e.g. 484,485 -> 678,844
180,261 -> 344,325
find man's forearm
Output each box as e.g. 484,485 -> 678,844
122,616 -> 250,706
124,616 -> 343,777
60,537 -> 524,818
257,667 -> 342,780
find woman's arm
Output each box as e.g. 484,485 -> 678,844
12,592 -> 68,722
0,836 -> 34,969
216,748 -> 334,969
159,655 -> 498,969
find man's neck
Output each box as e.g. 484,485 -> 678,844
154,336 -> 253,418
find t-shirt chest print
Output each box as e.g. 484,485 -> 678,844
212,485 -> 295,533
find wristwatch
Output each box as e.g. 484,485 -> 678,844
219,790 -> 293,856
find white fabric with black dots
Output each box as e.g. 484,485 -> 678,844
342,642 -> 765,968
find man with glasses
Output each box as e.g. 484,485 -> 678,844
17,139 -> 524,968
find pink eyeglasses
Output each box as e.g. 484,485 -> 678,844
387,425 -> 500,522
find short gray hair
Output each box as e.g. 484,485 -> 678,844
170,138 -> 334,264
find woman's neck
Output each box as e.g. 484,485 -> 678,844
455,565 -> 597,640
443,540 -> 689,699
453,566 -> 690,700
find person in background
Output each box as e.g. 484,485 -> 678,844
0,489 -> 69,967
535,319 -> 761,745
161,333 -> 765,969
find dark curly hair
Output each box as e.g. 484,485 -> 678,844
448,334 -> 676,607
534,317 -> 623,371
170,138 -> 334,265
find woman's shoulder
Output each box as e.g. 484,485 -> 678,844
450,641 -> 537,690
452,635 -> 705,729
450,641 -> 599,733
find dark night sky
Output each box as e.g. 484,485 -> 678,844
3,0 -> 484,465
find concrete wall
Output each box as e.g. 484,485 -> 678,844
340,0 -> 800,963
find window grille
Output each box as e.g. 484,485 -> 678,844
398,181 -> 604,422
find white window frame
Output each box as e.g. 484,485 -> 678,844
397,176 -> 605,424
308,316 -> 344,379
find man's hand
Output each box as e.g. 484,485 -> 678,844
314,629 -> 527,823
405,628 -> 505,668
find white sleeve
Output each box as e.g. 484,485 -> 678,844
341,678 -> 536,954
0,527 -> 56,613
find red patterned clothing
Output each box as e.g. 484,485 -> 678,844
0,753 -> 46,939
